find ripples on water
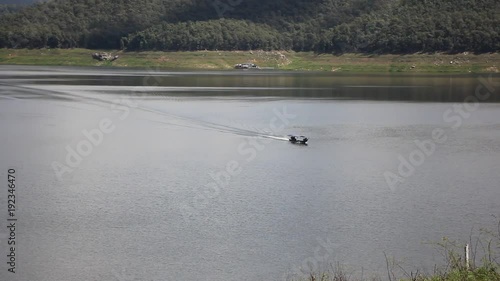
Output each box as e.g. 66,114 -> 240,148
0,66 -> 499,281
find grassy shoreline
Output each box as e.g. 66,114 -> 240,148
0,48 -> 498,73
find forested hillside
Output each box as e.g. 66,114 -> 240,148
0,0 -> 498,53
0,0 -> 46,15
0,0 -> 45,4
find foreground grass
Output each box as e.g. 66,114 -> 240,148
295,266 -> 500,281
0,48 -> 498,73
424,267 -> 500,281
294,232 -> 500,281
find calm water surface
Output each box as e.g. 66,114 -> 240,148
1,65 -> 499,281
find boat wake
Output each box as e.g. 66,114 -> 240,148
263,136 -> 289,141
7,83 -> 291,142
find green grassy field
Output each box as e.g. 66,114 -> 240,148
0,48 -> 498,73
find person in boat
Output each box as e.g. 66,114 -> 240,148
290,136 -> 297,142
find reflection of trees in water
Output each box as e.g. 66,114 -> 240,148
5,67 -> 500,102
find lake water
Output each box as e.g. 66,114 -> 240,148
0,65 -> 499,281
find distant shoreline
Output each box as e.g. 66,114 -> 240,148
0,49 -> 498,73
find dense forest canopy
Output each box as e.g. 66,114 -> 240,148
0,0 -> 46,14
0,0 -> 46,4
0,0 -> 498,53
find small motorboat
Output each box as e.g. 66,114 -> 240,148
288,135 -> 308,144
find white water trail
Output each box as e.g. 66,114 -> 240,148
262,135 -> 289,141
11,83 -> 296,142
